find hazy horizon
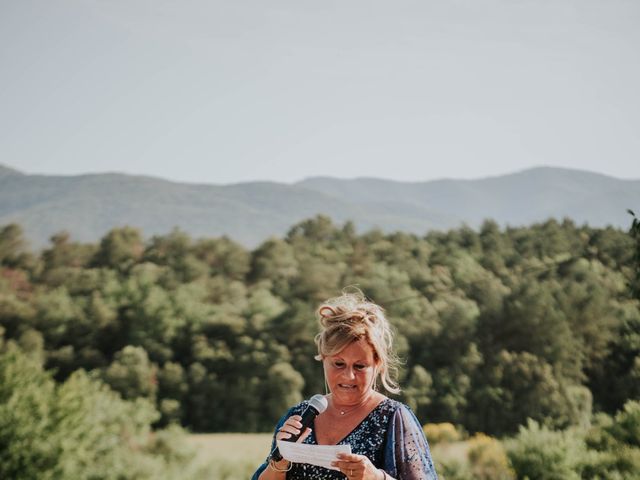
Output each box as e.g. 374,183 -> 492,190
2,162 -> 639,186
2,1 -> 639,184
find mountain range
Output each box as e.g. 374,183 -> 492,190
1,164 -> 638,249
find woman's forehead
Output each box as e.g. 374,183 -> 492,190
331,338 -> 375,361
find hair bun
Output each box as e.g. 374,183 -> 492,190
317,304 -> 375,329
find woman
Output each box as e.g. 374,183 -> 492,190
252,291 -> 438,480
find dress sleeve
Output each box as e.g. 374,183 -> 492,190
251,408 -> 294,480
382,403 -> 438,480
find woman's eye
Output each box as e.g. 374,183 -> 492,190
334,362 -> 345,368
355,365 -> 366,370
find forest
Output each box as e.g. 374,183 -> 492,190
1,215 -> 639,478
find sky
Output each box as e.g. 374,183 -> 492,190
1,0 -> 639,184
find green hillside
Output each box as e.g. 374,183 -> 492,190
2,165 -> 639,248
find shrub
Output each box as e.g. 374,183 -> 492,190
581,401 -> 640,479
467,433 -> 515,480
424,422 -> 462,444
434,457 -> 472,480
580,447 -> 640,480
506,419 -> 585,480
609,400 -> 640,448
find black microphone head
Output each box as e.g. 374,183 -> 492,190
308,394 -> 328,414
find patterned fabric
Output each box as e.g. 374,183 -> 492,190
251,398 -> 438,480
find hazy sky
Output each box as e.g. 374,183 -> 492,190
1,0 -> 639,184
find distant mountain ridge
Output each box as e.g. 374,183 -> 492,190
1,165 -> 638,249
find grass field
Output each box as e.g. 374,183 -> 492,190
188,433 -> 463,479
187,433 -> 272,480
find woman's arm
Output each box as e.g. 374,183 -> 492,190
383,404 -> 438,480
252,409 -> 291,480
252,408 -> 311,480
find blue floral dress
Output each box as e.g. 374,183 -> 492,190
252,398 -> 438,479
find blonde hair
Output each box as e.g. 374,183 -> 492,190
314,290 -> 401,394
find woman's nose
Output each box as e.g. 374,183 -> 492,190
343,368 -> 356,380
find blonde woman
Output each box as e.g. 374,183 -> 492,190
253,291 -> 438,480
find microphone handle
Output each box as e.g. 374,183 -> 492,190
270,406 -> 319,462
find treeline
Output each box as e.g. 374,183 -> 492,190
1,216 -> 639,439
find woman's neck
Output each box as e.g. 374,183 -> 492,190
329,390 -> 378,416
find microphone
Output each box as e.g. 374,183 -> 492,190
271,394 -> 328,462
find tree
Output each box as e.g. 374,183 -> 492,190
157,361 -> 188,425
469,350 -> 590,435
402,365 -> 433,421
286,215 -> 337,244
0,342 -> 211,480
92,226 -> 144,272
263,362 -> 305,422
143,229 -> 207,283
101,345 -> 158,401
0,223 -> 32,268
193,236 -> 250,280
629,209 -> 640,299
42,231 -> 96,271
249,238 -> 298,297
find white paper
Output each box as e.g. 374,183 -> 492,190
276,440 -> 351,471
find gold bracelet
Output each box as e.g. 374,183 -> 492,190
269,458 -> 292,472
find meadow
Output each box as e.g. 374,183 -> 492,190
188,433 -> 464,480
187,433 -> 272,480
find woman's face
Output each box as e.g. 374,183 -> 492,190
323,338 -> 378,406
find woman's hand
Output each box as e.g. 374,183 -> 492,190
332,453 -> 383,480
266,415 -> 311,475
276,415 -> 312,443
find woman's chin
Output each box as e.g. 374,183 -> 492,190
333,388 -> 363,402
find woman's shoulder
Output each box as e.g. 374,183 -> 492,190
379,397 -> 409,414
379,399 -> 424,427
368,397 -> 416,426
